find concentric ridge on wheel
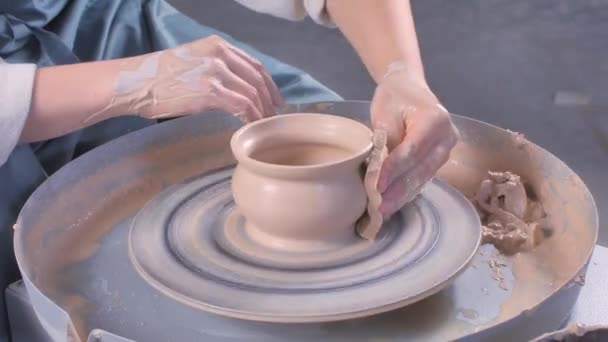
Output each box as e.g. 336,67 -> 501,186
129,167 -> 481,322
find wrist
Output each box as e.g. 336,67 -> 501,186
382,60 -> 426,85
89,54 -> 155,121
377,60 -> 442,110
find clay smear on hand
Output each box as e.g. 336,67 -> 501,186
473,171 -> 549,255
356,129 -> 389,240
84,41 -> 274,123
84,48 -> 213,123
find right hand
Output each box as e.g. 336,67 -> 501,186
370,62 -> 459,218
116,35 -> 284,122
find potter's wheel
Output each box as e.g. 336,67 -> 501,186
129,166 -> 480,322
14,101 -> 598,341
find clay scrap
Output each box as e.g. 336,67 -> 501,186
356,129 -> 389,240
473,171 -> 548,255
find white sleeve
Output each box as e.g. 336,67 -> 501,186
232,0 -> 334,27
0,58 -> 37,166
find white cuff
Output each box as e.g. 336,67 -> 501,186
0,62 -> 37,166
303,0 -> 334,27
233,0 -> 334,27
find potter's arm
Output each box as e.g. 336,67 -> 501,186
232,0 -> 425,82
20,59 -> 129,143
328,0 -> 458,218
326,0 -> 425,83
18,36 -> 282,144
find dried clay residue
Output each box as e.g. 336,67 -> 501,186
488,259 -> 510,291
473,171 -> 551,255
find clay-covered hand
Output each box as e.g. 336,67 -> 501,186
89,35 -> 284,123
371,62 -> 459,218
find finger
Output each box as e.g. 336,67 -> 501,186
379,143 -> 452,217
217,46 -> 275,117
377,110 -> 456,192
225,44 -> 284,109
211,57 -> 265,120
209,79 -> 263,122
377,124 -> 443,193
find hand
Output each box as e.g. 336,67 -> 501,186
88,35 -> 284,123
371,62 -> 459,218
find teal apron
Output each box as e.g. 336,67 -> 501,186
0,0 -> 341,339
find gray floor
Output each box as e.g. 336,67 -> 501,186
169,0 -> 608,245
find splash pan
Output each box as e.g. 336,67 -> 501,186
14,101 -> 598,341
129,167 -> 480,322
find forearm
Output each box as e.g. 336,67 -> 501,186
326,0 -> 424,83
20,56 -> 142,143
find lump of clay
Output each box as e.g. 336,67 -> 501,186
474,171 -> 548,255
356,130 -> 388,240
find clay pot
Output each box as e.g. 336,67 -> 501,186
230,113 -> 373,250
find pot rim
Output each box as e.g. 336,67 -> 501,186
230,113 -> 373,175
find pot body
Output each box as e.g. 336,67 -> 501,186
230,113 -> 374,249
232,162 -> 368,248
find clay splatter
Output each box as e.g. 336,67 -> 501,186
488,260 -> 510,291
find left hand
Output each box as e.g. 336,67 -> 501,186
371,62 -> 459,218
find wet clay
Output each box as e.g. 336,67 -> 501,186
473,170 -> 549,255
356,130 -> 388,240
231,113 -> 373,247
440,132 -> 597,333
